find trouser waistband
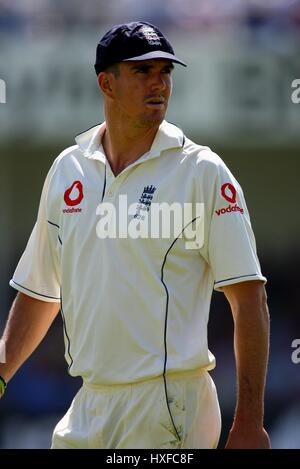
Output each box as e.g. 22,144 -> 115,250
83,367 -> 208,391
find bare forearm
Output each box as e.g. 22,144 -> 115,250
222,281 -> 270,448
233,301 -> 269,425
0,293 -> 60,383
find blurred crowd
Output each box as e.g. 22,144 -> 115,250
1,0 -> 300,38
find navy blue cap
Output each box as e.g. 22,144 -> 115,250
94,21 -> 187,75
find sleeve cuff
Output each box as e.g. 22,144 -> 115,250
9,279 -> 60,303
214,273 -> 267,292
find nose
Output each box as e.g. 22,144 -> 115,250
150,73 -> 168,91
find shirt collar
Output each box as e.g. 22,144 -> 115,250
75,120 -> 184,163
148,120 -> 185,158
75,122 -> 106,162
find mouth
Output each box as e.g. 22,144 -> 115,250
145,98 -> 165,109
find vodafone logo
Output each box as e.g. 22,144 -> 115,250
216,183 -> 244,217
215,204 -> 244,216
64,181 -> 84,207
221,183 -> 236,204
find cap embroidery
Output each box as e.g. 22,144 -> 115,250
140,26 -> 162,46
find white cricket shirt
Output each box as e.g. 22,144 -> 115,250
10,121 -> 266,385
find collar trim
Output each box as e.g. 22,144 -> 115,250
75,120 -> 184,162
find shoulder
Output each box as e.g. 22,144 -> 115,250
183,137 -> 231,178
181,137 -> 243,202
51,144 -> 81,169
39,144 -> 84,203
46,144 -> 82,181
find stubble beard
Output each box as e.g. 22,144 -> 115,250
134,109 -> 167,129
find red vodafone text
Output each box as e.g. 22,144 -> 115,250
215,204 -> 244,216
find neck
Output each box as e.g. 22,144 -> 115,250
102,111 -> 161,177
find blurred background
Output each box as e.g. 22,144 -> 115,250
0,0 -> 300,449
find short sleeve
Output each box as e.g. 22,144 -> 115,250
205,156 -> 266,291
10,171 -> 61,302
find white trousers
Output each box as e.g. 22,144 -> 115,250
51,369 -> 221,449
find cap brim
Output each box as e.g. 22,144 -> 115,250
123,51 -> 186,67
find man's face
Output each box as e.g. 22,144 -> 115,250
108,59 -> 173,128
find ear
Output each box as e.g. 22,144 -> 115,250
97,72 -> 114,98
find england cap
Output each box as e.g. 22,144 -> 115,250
94,21 -> 187,75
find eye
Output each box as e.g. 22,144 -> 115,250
162,67 -> 173,75
135,66 -> 150,74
